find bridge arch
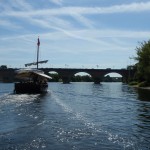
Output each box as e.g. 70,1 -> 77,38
48,71 -> 60,82
72,72 -> 92,82
104,72 -> 122,77
48,71 -> 59,74
104,72 -> 122,82
102,70 -> 128,83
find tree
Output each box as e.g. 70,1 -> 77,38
48,73 -> 59,82
135,40 -> 150,82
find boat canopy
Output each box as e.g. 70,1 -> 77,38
15,69 -> 52,80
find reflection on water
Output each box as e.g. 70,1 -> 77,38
135,98 -> 150,149
0,82 -> 150,149
137,88 -> 150,101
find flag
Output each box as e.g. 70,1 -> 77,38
37,37 -> 40,46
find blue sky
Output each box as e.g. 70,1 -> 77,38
0,0 -> 150,69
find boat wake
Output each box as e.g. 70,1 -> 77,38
51,92 -> 137,149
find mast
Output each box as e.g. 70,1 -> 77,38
37,37 -> 40,69
24,37 -> 48,67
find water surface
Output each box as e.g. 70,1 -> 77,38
0,82 -> 150,149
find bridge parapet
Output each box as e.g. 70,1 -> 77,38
42,68 -> 136,84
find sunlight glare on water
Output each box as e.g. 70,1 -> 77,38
0,82 -> 150,149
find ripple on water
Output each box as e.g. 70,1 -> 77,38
0,82 -> 150,149
51,93 -> 138,149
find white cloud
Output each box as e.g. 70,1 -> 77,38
50,0 -> 63,6
13,0 -> 33,10
1,29 -> 149,53
86,1 -> 150,14
0,0 -> 33,12
71,13 -> 94,28
1,1 -> 150,17
0,1 -> 149,68
1,1 -> 149,39
77,29 -> 150,39
0,20 -> 22,29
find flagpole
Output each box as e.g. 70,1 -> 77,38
37,37 -> 40,69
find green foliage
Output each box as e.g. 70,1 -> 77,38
49,73 -> 60,82
104,75 -> 112,82
0,65 -> 7,69
128,81 -> 138,86
135,40 -> 150,82
71,75 -> 92,82
138,81 -> 149,87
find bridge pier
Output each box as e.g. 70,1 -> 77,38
61,76 -> 71,84
93,77 -> 102,84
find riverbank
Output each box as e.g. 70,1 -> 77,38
130,84 -> 150,90
139,86 -> 150,90
129,81 -> 150,90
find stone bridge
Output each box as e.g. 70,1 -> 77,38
0,68 -> 15,83
42,68 -> 136,84
0,68 -> 136,84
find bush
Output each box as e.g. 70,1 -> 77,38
138,81 -> 149,87
129,81 -> 138,86
135,40 -> 150,82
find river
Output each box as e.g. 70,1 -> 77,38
0,82 -> 150,150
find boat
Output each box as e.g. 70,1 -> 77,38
14,38 -> 52,94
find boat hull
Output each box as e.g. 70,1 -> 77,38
14,82 -> 48,94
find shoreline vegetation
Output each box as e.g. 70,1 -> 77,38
128,40 -> 150,90
129,81 -> 150,90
